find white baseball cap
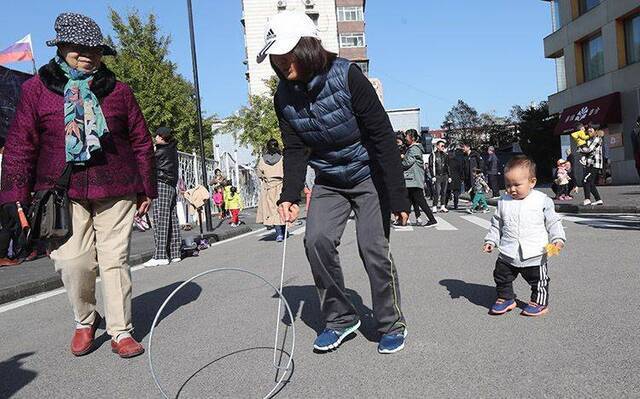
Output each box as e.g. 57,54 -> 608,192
256,11 -> 319,64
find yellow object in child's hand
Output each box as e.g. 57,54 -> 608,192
545,243 -> 561,257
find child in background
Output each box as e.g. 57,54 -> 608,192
571,124 -> 594,166
570,123 -> 589,147
467,168 -> 490,213
225,186 -> 243,227
484,155 -> 566,317
554,159 -> 572,201
212,187 -> 224,219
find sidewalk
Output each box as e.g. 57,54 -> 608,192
0,208 -> 262,305
464,185 -> 640,214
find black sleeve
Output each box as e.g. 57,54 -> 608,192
274,95 -> 307,205
348,64 -> 410,213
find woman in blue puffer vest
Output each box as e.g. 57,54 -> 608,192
256,11 -> 410,354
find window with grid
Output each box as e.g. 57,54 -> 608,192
355,61 -> 369,75
340,33 -> 365,48
625,13 -> 640,65
578,0 -> 599,15
337,6 -> 364,22
582,34 -> 604,81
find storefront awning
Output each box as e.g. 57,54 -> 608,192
554,92 -> 622,135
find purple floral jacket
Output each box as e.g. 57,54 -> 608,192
0,76 -> 157,204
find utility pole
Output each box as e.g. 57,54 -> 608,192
186,0 -> 213,231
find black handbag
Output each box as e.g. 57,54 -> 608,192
26,164 -> 73,249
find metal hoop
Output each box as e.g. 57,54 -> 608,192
148,268 -> 296,399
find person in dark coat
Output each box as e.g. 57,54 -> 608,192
462,143 -> 485,194
486,146 -> 500,198
446,150 -> 464,210
144,127 -> 182,267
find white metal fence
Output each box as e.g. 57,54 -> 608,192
177,150 -> 259,208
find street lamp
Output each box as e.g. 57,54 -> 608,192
186,0 -> 213,231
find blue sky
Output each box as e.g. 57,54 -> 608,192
0,1 -> 556,130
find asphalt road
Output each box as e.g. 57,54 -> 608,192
1,209 -> 639,398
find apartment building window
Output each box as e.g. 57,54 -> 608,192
355,61 -> 369,75
625,13 -> 640,65
578,0 -> 599,15
337,6 -> 364,22
551,0 -> 562,31
340,33 -> 365,48
582,34 -> 604,81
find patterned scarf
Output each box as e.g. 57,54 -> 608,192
55,56 -> 109,163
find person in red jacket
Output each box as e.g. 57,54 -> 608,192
0,13 -> 157,358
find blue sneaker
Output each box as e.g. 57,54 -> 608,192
490,298 -> 516,315
521,302 -> 549,317
313,320 -> 361,351
378,328 -> 407,354
275,234 -> 284,242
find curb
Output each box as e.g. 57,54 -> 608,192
0,225 -> 254,306
460,195 -> 639,214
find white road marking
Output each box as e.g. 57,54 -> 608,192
290,226 -> 306,236
0,227 -> 268,315
393,225 -> 414,232
434,216 -> 457,231
460,215 -> 492,230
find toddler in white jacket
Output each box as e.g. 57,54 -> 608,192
483,156 -> 566,317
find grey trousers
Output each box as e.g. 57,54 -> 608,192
434,175 -> 448,207
304,177 -> 406,335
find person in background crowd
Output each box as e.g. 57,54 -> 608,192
225,186 -> 243,227
263,11 -> 410,354
212,186 -> 224,219
461,143 -> 485,196
565,148 -> 577,195
256,139 -> 286,241
632,117 -> 640,180
467,168 -> 490,214
428,138 -> 450,213
304,165 -> 315,213
554,159 -> 572,201
403,130 -> 438,227
209,168 -> 226,189
580,128 -> 605,206
144,127 -> 182,268
446,148 -> 464,210
486,146 -> 500,198
0,13 -> 156,358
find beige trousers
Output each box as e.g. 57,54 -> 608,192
50,196 -> 136,337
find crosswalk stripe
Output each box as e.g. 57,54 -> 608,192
393,225 -> 414,232
434,216 -> 457,231
460,215 -> 491,230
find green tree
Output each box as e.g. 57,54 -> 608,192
223,76 -> 280,155
479,112 -> 519,149
441,100 -> 483,148
104,8 -> 212,156
510,101 -> 560,181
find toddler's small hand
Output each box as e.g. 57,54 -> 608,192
554,241 -> 565,250
483,243 -> 494,253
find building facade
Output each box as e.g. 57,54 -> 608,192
543,0 -> 640,184
240,0 -> 369,96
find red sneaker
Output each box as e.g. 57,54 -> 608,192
70,313 -> 102,356
0,257 -> 21,267
111,336 -> 145,358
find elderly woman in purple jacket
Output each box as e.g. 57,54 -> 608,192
0,13 -> 156,359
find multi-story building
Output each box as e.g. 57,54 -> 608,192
542,0 -> 640,184
240,0 -> 370,97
